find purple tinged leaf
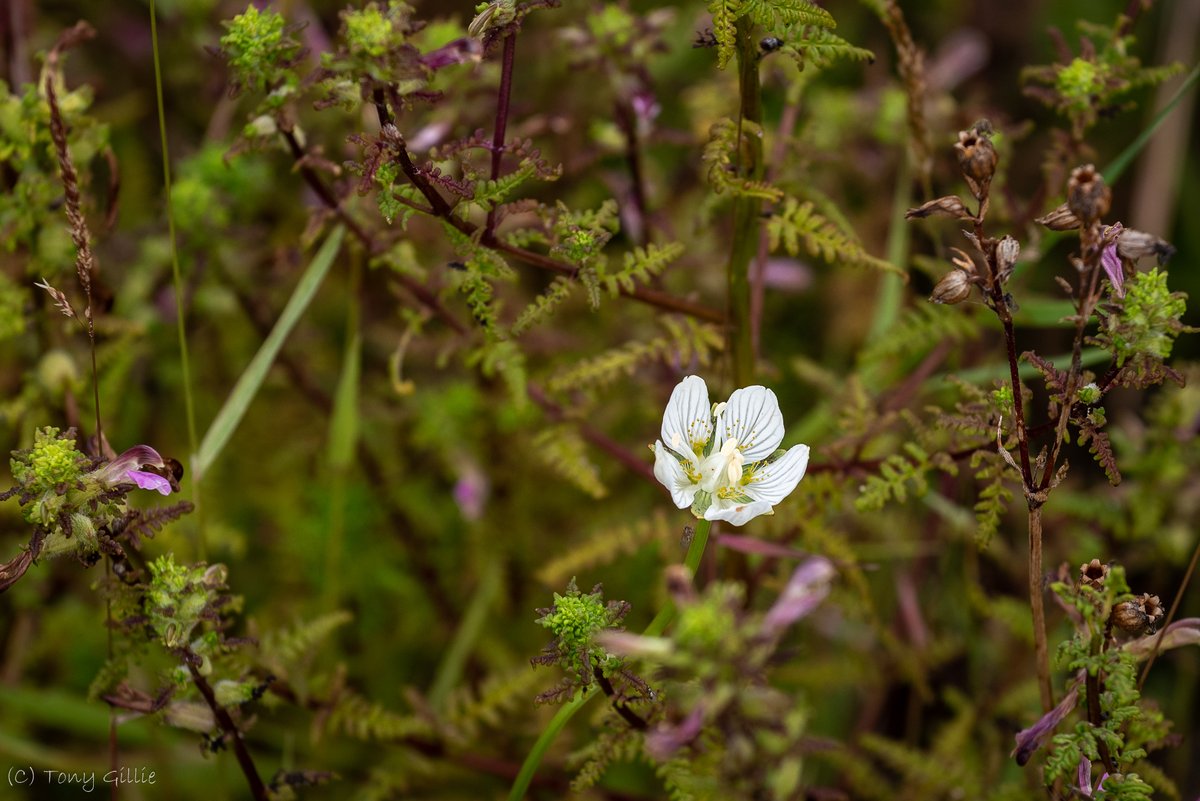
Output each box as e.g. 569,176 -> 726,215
1123,618 -> 1200,660
761,556 -> 835,637
1011,684 -> 1079,765
644,703 -> 706,760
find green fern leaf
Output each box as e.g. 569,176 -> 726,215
707,0 -> 741,69
743,0 -> 835,32
703,119 -> 784,201
601,242 -> 685,296
783,27 -> 874,71
768,196 -> 900,274
531,425 -> 608,499
511,276 -> 573,337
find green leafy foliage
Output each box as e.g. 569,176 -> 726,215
768,196 -> 901,275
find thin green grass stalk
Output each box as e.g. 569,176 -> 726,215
193,226 -> 346,479
149,0 -> 204,556
1103,62 -> 1200,184
506,518 -> 712,801
323,257 -> 362,610
429,560 -> 502,709
867,154 -> 912,342
727,18 -> 764,387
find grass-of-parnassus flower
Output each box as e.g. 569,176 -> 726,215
652,376 -> 809,526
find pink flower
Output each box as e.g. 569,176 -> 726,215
94,445 -> 176,496
1101,223 -> 1125,298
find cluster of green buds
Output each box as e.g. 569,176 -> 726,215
2,427 -> 179,567
5,428 -> 121,562
145,555 -> 230,676
531,578 -> 632,701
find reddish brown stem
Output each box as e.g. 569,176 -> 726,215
187,659 -> 268,801
484,33 -> 517,241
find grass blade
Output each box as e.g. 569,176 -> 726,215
193,225 -> 346,479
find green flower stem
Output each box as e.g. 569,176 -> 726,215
506,518 -> 713,800
726,17 -> 764,387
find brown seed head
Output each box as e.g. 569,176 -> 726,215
1137,593 -> 1164,628
954,127 -> 997,200
1035,203 -> 1082,231
1111,600 -> 1149,636
930,268 -> 973,305
905,195 -> 973,221
1078,558 -> 1109,590
1066,165 -> 1111,225
995,236 -> 1020,284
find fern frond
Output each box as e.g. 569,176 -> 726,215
259,611 -> 353,678
537,510 -> 672,587
441,668 -> 544,744
855,443 -> 956,512
707,0 -> 741,69
545,318 -> 723,394
742,0 -> 835,31
601,242 -> 685,297
859,303 -> 980,370
702,119 -> 784,201
458,271 -> 503,336
114,501 -> 195,549
570,727 -> 643,793
783,26 -> 874,71
1078,420 -> 1121,485
470,160 -> 539,211
531,425 -> 608,499
970,450 -> 1012,548
511,276 -> 573,337
466,339 -> 527,404
859,733 -> 976,796
768,196 -> 900,274
328,690 -> 434,741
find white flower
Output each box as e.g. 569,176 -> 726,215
652,376 -> 809,526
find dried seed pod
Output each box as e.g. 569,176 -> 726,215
930,268 -> 972,305
1138,593 -> 1164,629
1111,600 -> 1150,636
905,195 -> 973,220
1116,229 -> 1176,265
1078,558 -> 1109,590
954,126 -> 998,201
948,246 -> 979,276
995,235 -> 1020,284
1066,165 -> 1111,225
1034,203 -> 1081,231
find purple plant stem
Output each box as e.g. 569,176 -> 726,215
187,659 -> 268,801
484,33 -> 516,242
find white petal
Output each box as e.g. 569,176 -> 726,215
654,441 -> 699,510
716,385 -> 785,462
704,498 -> 774,526
744,444 -> 809,506
661,375 -> 713,457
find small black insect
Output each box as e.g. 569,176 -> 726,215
759,37 -> 784,54
693,28 -> 718,49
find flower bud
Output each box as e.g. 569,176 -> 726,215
930,268 -> 973,305
1116,229 -> 1175,265
1066,165 -> 1110,225
995,235 -> 1020,284
1078,383 -> 1101,405
954,126 -> 998,200
1078,558 -> 1108,589
905,195 -> 973,220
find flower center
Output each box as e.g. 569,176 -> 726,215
698,437 -> 744,493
